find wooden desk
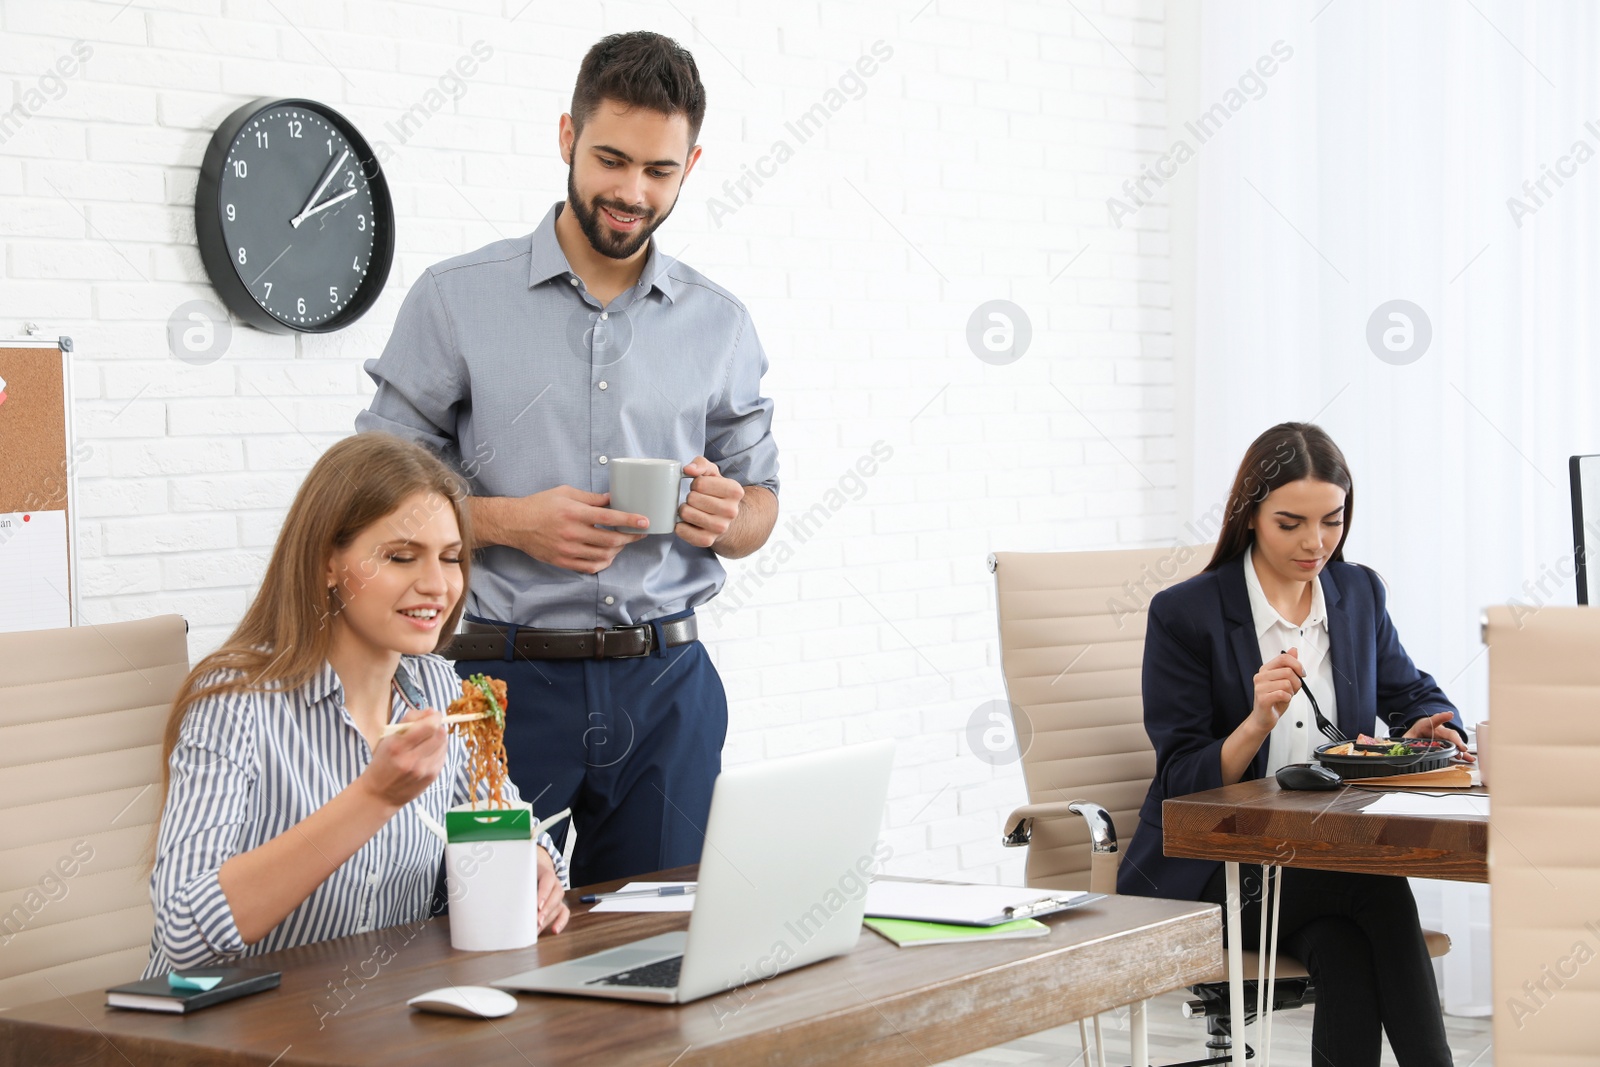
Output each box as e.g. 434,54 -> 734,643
1163,777 -> 1489,882
1162,778 -> 1489,1066
0,866 -> 1222,1067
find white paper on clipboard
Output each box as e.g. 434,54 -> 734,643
0,510 -> 71,632
865,881 -> 1099,926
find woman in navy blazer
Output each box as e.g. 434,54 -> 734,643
1119,423 -> 1462,1067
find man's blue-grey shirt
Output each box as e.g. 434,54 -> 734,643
357,203 -> 779,629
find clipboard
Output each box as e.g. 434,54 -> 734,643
864,880 -> 1106,927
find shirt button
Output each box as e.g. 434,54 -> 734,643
598,455 -> 608,465
600,311 -> 609,320
1295,721 -> 1304,728
604,596 -> 615,605
569,276 -> 579,286
598,381 -> 608,390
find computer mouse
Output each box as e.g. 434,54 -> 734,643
1274,763 -> 1342,791
406,985 -> 518,1019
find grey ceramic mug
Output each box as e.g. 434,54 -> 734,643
608,458 -> 688,535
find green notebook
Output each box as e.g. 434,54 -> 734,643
864,916 -> 1050,947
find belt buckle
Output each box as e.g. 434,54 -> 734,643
623,622 -> 654,658
594,623 -> 653,659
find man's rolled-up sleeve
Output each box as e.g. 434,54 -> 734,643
356,270 -> 468,460
149,692 -> 258,969
706,311 -> 779,495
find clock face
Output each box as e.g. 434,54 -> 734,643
197,98 -> 394,334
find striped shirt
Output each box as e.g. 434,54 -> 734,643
144,654 -> 567,977
356,201 -> 780,629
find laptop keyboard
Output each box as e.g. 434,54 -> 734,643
589,955 -> 684,989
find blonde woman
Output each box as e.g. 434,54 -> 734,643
146,433 -> 568,976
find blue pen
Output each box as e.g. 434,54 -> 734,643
579,885 -> 696,904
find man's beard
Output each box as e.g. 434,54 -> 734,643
566,163 -> 677,261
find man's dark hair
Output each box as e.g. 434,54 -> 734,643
571,32 -> 707,147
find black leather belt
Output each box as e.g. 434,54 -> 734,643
444,616 -> 698,661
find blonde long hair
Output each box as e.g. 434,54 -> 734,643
155,432 -> 473,829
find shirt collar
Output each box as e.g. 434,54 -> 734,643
304,659 -> 343,707
302,657 -> 424,711
392,658 -> 426,710
527,202 -> 678,304
1242,544 -> 1327,639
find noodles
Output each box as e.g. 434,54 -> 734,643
449,673 -> 510,809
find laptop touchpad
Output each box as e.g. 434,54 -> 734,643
585,947 -> 674,969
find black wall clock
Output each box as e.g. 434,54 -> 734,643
195,97 -> 395,334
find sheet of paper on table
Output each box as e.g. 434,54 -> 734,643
587,881 -> 697,912
1358,793 -> 1490,818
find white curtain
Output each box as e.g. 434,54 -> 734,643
1183,0 -> 1600,1016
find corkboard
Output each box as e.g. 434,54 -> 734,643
0,345 -> 70,513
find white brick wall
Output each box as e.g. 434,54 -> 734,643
1,0 -> 1172,883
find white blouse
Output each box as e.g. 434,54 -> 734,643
1242,546 -> 1340,775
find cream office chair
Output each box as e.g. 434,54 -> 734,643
989,547 -> 1446,1064
0,614 -> 190,1009
1484,605 -> 1600,1063
990,546 -> 1213,893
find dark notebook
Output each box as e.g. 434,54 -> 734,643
106,968 -> 281,1013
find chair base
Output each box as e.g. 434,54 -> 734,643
1181,977 -> 1315,1020
1111,1026 -> 1258,1067
1146,1044 -> 1255,1067
1157,979 -> 1314,1067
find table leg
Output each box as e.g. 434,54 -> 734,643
1255,863 -> 1270,1059
1130,999 -> 1148,1067
1262,864 -> 1283,1067
1226,861 -> 1245,1067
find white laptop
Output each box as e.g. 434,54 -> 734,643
493,739 -> 895,1004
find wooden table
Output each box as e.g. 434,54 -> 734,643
0,865 -> 1223,1067
1163,777 -> 1488,883
1163,778 -> 1489,1066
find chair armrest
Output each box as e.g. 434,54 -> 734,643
1002,800 -> 1119,853
1003,800 -> 1122,896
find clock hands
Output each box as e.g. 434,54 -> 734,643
291,148 -> 349,229
293,187 -> 359,226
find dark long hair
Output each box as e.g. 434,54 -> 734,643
1204,423 -> 1354,571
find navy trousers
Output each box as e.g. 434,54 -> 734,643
452,610 -> 728,888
